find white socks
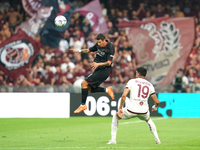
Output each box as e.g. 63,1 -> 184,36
111,114 -> 119,141
147,118 -> 160,142
110,116 -> 160,143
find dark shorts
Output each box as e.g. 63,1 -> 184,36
85,67 -> 110,88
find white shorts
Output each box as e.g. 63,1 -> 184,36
121,107 -> 150,121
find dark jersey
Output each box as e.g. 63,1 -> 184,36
89,40 -> 115,69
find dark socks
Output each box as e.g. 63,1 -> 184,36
82,87 -> 105,105
91,87 -> 105,93
81,89 -> 88,105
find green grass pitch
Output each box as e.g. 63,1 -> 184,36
0,117 -> 200,150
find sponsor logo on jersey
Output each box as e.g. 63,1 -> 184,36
97,48 -> 105,57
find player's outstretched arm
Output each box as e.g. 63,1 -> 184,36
151,94 -> 160,111
69,49 -> 90,53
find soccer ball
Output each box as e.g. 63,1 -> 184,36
54,15 -> 67,27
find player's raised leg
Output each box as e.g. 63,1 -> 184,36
74,80 -> 88,114
146,118 -> 161,144
91,86 -> 115,100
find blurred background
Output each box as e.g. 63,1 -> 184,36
0,0 -> 200,93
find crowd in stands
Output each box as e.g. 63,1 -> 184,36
0,0 -> 200,92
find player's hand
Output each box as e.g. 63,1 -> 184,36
91,62 -> 99,70
69,49 -> 79,53
117,108 -> 123,119
152,105 -> 158,111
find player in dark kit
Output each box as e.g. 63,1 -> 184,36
70,33 -> 115,113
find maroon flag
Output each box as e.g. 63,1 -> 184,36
21,0 -> 41,17
75,0 -> 108,34
16,6 -> 53,39
118,17 -> 195,85
0,29 -> 40,80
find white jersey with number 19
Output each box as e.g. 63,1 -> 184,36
125,78 -> 155,113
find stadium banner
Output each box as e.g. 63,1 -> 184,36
75,0 -> 108,34
158,93 -> 200,118
0,29 -> 40,80
21,0 -> 41,17
16,6 -> 53,39
70,93 -> 162,117
0,93 -> 70,118
40,0 -> 74,48
118,17 -> 195,85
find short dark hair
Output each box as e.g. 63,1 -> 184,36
136,67 -> 147,77
96,33 -> 106,40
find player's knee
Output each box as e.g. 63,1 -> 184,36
81,80 -> 88,88
146,117 -> 150,122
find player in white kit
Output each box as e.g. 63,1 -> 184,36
107,67 -> 161,144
